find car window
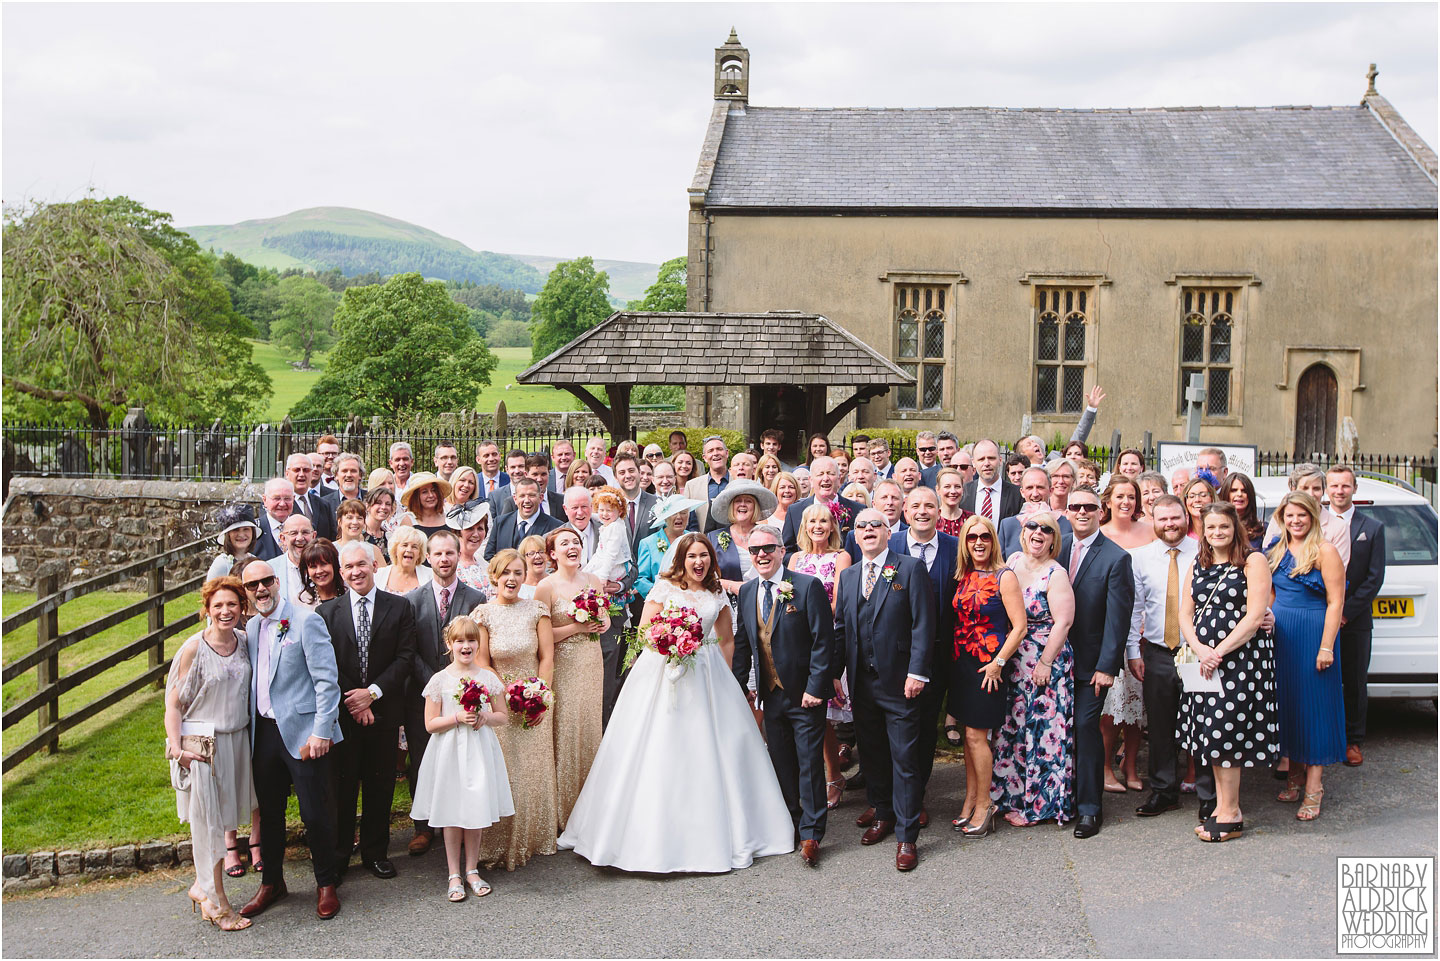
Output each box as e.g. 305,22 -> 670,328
1258,503 -> 1437,567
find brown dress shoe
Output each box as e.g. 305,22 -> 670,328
861,820 -> 894,845
1345,744 -> 1363,766
799,839 -> 820,866
316,885 -> 340,920
855,807 -> 876,828
238,882 -> 287,918
895,842 -> 917,872
408,830 -> 433,856
918,808 -> 929,829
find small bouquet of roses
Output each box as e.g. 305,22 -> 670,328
454,677 -> 491,715
646,599 -> 706,667
506,676 -> 554,729
568,587 -> 607,625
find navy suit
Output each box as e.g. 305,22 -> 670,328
732,571 -> 834,841
254,513 -> 284,561
835,551 -> 934,844
845,521 -> 907,564
998,513 -> 1073,560
296,489 -> 337,541
960,478 -> 1024,522
1340,511 -> 1387,745
781,494 -> 866,559
889,530 -> 958,799
485,509 -> 562,561
476,471 -> 510,499
919,463 -> 943,489
1057,533 -> 1135,819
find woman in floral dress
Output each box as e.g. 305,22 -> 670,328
992,511 -> 1077,825
788,502 -> 852,809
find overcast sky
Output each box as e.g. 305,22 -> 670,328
4,3 -> 1435,265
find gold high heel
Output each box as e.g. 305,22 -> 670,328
1297,789 -> 1324,821
200,901 -> 252,931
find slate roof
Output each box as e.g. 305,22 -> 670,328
704,105 -> 1438,212
517,312 -> 914,386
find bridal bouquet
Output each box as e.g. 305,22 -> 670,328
506,676 -> 554,729
454,677 -> 491,714
568,587 -> 607,625
646,599 -> 706,667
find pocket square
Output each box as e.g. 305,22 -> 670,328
281,636 -> 301,648
891,582 -> 904,591
1356,532 -> 1368,541
785,604 -> 798,614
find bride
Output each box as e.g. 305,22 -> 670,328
558,532 -> 795,873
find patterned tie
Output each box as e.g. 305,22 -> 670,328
763,579 -> 774,622
863,561 -> 877,599
981,486 -> 994,521
356,596 -> 371,683
1163,548 -> 1181,650
439,584 -> 450,623
913,541 -> 931,570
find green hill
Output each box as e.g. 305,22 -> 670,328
183,207 -> 662,300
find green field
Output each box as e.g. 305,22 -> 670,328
250,338 -> 328,422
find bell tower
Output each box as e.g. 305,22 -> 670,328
714,28 -> 749,103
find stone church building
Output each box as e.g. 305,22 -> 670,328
685,32 -> 1437,456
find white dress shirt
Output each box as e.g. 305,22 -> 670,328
1069,530 -> 1100,581
974,479 -> 1003,520
755,569 -> 786,618
348,585 -> 385,700
255,613 -> 279,719
905,530 -> 938,574
1126,536 -> 1199,661
282,554 -> 305,608
480,472 -> 504,496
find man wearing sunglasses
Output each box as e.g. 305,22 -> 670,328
835,508 -> 934,872
731,526 -> 834,867
921,431 -> 959,489
238,561 -> 345,921
1059,486 -> 1134,840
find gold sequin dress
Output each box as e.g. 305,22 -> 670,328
549,590 -> 605,830
472,599 -> 558,870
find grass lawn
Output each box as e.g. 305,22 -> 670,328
472,346 -> 587,413
249,339 -> 327,422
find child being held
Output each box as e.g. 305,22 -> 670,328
409,615 -> 514,902
581,486 -> 633,586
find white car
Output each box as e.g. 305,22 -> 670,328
1252,475 -> 1438,700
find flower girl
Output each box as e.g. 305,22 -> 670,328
582,487 -> 632,585
410,615 -> 514,902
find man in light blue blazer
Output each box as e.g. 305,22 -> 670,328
238,559 -> 345,921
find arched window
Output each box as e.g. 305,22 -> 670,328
894,284 -> 947,411
1177,288 -> 1235,416
1034,287 -> 1088,414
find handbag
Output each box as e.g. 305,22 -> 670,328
1177,565 -> 1234,687
167,722 -> 216,791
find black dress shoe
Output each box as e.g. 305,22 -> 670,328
845,771 -> 867,791
364,859 -> 398,879
1073,814 -> 1102,839
1135,795 -> 1180,817
1197,800 -> 1216,823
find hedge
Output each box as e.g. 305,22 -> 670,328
636,426 -> 748,459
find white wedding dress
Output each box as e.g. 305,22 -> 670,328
557,581 -> 795,873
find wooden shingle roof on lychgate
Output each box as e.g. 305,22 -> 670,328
517,311 -> 915,387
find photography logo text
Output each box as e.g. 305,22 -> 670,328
1337,857 -> 1433,954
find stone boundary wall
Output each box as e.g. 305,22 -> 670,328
2,841 -> 193,892
2,478 -> 260,592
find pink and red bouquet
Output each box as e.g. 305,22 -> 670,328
644,599 -> 706,666
827,498 -> 853,531
454,677 -> 490,714
568,587 -> 607,625
506,676 -> 554,729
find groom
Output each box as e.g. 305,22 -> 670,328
731,525 -> 834,867
835,508 -> 934,872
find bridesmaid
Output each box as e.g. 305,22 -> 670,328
534,528 -> 610,831
471,550 -> 558,869
1099,477 -> 1151,793
934,467 -> 973,538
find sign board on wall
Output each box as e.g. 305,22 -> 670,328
1155,442 -> 1260,481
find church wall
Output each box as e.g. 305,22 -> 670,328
697,213 -> 1437,454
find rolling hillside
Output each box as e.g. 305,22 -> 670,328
183,207 -> 661,300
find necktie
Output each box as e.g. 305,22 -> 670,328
487,477 -> 496,494
981,487 -> 994,521
628,500 -> 637,533
913,541 -> 931,570
863,561 -> 877,599
297,495 -> 311,519
439,585 -> 450,623
763,579 -> 774,622
1069,540 -> 1085,582
257,618 -> 274,717
1163,548 -> 1181,650
357,596 -> 371,683
518,518 -> 529,541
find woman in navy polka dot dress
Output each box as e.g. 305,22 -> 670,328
1178,503 -> 1279,842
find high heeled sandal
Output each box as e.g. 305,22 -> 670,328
951,812 -> 972,831
826,778 -> 845,810
1196,816 -> 1244,842
466,869 -> 491,897
1277,769 -> 1305,803
447,873 -> 467,902
224,844 -> 245,879
248,842 -> 264,874
188,887 -> 207,914
1297,789 -> 1324,821
200,902 -> 252,931
962,806 -> 997,838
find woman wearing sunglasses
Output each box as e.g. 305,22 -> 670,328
949,516 -> 1027,838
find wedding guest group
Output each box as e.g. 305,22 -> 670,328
182,401 -> 1392,923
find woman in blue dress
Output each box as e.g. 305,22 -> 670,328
1267,491 -> 1347,822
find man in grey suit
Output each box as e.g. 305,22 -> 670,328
613,452 -> 658,555
402,529 -> 485,855
238,560 -> 344,921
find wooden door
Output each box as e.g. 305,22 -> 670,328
1294,363 -> 1338,457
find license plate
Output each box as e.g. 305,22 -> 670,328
1373,597 -> 1414,618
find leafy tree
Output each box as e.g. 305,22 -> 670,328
233,273 -> 282,339
487,319 -> 531,348
626,256 -> 687,312
270,275 -> 337,368
290,272 -> 497,420
529,256 -> 612,362
2,196 -> 272,427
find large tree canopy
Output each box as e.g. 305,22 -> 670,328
2,196 -> 272,427
270,274 -> 337,368
626,256 -> 687,312
529,256 -> 612,362
290,272 -> 498,420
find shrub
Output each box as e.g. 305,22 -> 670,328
637,426 -> 747,459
